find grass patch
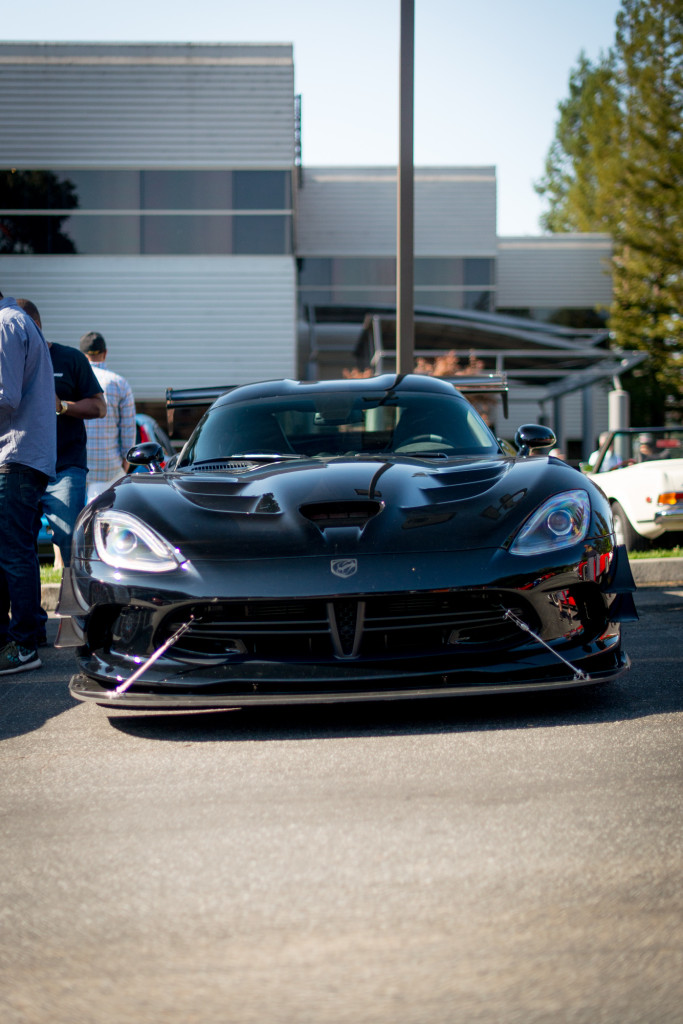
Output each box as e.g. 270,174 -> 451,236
40,565 -> 63,584
629,546 -> 682,559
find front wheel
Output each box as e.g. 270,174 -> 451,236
612,501 -> 649,552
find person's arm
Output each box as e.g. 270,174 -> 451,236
0,330 -> 24,410
56,393 -> 107,419
118,385 -> 137,472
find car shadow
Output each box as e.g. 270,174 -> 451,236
0,679 -> 80,741
0,620 -> 81,742
105,664 -> 680,743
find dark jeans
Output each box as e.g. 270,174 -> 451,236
0,464 -> 48,649
40,465 -> 87,566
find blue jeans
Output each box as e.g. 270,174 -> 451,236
41,466 -> 87,566
0,465 -> 47,650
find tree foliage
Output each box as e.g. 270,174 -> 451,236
535,0 -> 683,423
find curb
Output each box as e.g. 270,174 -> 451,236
628,556 -> 683,586
41,583 -> 61,612
40,557 -> 683,612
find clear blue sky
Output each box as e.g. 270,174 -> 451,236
6,0 -> 622,235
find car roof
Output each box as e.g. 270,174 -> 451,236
212,374 -> 463,408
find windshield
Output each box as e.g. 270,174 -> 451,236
178,391 -> 500,465
594,429 -> 683,473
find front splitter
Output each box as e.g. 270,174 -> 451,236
70,656 -> 629,709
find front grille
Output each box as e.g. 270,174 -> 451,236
159,591 -> 537,664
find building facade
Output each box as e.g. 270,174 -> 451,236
0,42 -> 298,399
1,41 -> 616,453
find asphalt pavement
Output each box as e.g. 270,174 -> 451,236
2,585 -> 682,1024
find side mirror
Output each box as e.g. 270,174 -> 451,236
126,441 -> 165,473
514,424 -> 556,457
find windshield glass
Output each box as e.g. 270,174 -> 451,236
595,429 -> 683,473
178,391 -> 500,464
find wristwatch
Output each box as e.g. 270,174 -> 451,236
58,400 -> 69,415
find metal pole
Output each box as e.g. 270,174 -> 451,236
396,0 -> 414,375
581,385 -> 595,462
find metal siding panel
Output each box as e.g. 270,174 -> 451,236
497,237 -> 613,307
296,167 -> 497,256
415,170 -> 497,255
0,45 -> 294,166
505,385 -> 609,445
0,256 -> 296,399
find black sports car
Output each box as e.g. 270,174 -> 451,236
57,373 -> 637,709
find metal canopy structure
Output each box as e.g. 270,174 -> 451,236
540,352 -> 646,400
299,304 -> 643,460
353,307 -> 614,384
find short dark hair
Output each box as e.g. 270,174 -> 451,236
16,298 -> 42,327
79,331 -> 107,355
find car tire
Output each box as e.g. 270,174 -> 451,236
612,501 -> 649,552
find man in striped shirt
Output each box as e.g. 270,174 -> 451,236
80,332 -> 136,502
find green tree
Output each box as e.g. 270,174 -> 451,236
535,0 -> 683,424
536,52 -> 622,233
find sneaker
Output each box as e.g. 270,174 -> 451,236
0,642 -> 42,675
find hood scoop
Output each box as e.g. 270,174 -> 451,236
300,500 -> 382,533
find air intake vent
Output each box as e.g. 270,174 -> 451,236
188,461 -> 256,474
300,500 -> 382,531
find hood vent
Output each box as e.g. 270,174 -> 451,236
187,460 -> 256,474
421,461 -> 509,502
300,500 -> 382,532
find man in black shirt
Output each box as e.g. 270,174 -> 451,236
17,300 -> 106,570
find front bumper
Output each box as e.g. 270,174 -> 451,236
59,545 -> 636,709
653,506 -> 683,530
68,632 -> 629,707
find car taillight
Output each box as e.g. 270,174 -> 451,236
658,492 -> 683,505
138,424 -> 151,443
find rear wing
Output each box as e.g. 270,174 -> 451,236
166,385 -> 237,434
165,373 -> 509,432
166,385 -> 237,410
444,374 -> 508,418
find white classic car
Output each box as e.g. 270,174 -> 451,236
584,428 -> 683,550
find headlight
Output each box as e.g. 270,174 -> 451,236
510,490 -> 590,556
93,511 -> 184,572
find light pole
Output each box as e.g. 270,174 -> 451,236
396,0 -> 414,374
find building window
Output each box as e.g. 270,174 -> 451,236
298,257 -> 495,312
0,168 -> 293,255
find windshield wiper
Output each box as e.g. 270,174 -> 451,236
393,450 -> 451,459
230,452 -> 303,461
183,455 -> 301,472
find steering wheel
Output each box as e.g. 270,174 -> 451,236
394,433 -> 450,452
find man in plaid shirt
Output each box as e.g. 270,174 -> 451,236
80,332 -> 136,502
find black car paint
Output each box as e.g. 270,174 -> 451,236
57,374 -> 636,708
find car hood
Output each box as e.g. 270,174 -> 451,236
97,454 -> 594,561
